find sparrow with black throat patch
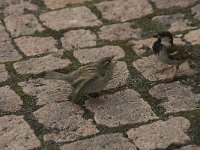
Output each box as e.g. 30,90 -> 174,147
152,31 -> 191,78
45,56 -> 117,103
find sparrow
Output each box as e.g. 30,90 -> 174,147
152,31 -> 190,78
45,56 -> 116,103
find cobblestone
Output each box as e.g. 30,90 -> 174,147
192,4 -> 200,21
149,81 -> 200,113
184,29 -> 200,44
14,53 -> 71,74
61,133 -> 137,150
0,64 -> 9,82
0,86 -> 22,112
151,0 -> 197,8
0,115 -> 41,150
86,89 -> 158,127
127,117 -> 190,150
19,78 -> 72,105
33,102 -> 98,142
74,46 -> 125,64
61,29 -> 97,50
98,23 -> 141,41
15,36 -> 61,56
39,6 -> 102,31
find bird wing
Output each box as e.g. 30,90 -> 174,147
167,44 -> 190,60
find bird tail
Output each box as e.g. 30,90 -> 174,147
44,71 -> 68,81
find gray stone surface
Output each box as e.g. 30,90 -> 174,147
61,29 -> 97,50
96,0 -> 153,22
149,81 -> 200,113
61,133 -> 137,150
0,86 -> 22,112
74,46 -> 125,64
0,41 -> 22,63
4,14 -> 44,37
0,0 -> 19,9
192,4 -> 200,21
105,61 -> 130,90
151,0 -> 197,8
152,14 -> 195,32
14,53 -> 71,74
0,64 -> 9,82
33,102 -> 98,142
15,36 -> 62,56
132,55 -> 195,81
3,1 -> 38,16
0,23 -> 10,42
39,6 -> 102,31
43,0 -> 91,10
19,78 -> 72,105
0,115 -> 41,150
98,23 -> 141,41
184,29 -> 200,44
127,117 -> 191,150
86,89 -> 158,127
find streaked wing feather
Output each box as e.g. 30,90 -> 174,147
167,44 -> 189,60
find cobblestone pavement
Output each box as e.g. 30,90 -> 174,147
0,0 -> 200,150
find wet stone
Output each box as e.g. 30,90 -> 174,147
74,46 -> 125,64
14,53 -> 71,74
132,55 -> 195,81
98,23 -> 141,41
105,61 -> 130,90
151,0 -> 197,9
0,41 -> 22,63
3,1 -> 38,16
0,64 -> 9,82
43,0 -> 91,10
96,0 -> 153,22
0,86 -> 22,112
39,6 -> 102,31
61,133 -> 137,150
61,29 -> 97,50
127,117 -> 191,150
177,145 -> 200,150
0,115 -> 41,150
4,14 -> 44,37
19,78 -> 72,105
192,4 -> 200,21
149,81 -> 200,113
33,102 -> 98,142
152,14 -> 195,32
86,89 -> 158,127
15,36 -> 62,56
184,29 -> 200,45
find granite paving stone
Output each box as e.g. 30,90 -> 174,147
61,29 -> 97,50
151,0 -> 197,9
0,23 -> 10,42
152,14 -> 196,32
43,0 -> 91,10
14,53 -> 71,74
96,0 -> 153,22
86,89 -> 158,127
19,78 -> 72,105
39,6 -> 102,31
0,64 -> 9,82
0,0 -> 19,9
0,86 -> 22,112
33,102 -> 98,142
132,55 -> 195,81
149,81 -> 200,113
192,4 -> 200,21
61,133 -> 137,150
3,1 -> 38,16
4,14 -> 44,37
0,41 -> 22,63
127,117 -> 191,150
184,29 -> 200,45
0,115 -> 41,150
98,23 -> 141,41
15,36 -> 62,56
74,46 -> 125,64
